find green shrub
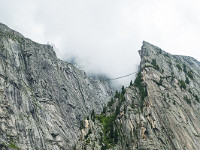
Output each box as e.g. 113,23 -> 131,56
164,53 -> 170,58
159,49 -> 162,54
187,71 -> 193,80
120,94 -> 125,102
194,94 -> 199,102
96,113 -> 118,148
179,80 -> 186,89
115,105 -> 120,116
145,59 -> 150,63
185,77 -> 190,84
8,143 -> 20,150
80,120 -> 85,130
151,59 -> 157,66
184,96 -> 191,104
85,129 -> 92,139
168,61 -> 172,66
161,68 -> 164,73
101,145 -> 107,150
130,80 -> 133,86
173,101 -> 176,105
121,86 -> 126,95
143,64 -> 153,69
151,59 -> 160,70
154,65 -> 160,71
171,73 -> 175,82
134,72 -> 143,86
176,64 -> 182,71
183,64 -> 187,73
107,98 -> 115,107
114,90 -> 120,98
134,72 -> 147,110
102,107 -> 107,114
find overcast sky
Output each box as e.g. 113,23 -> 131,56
0,0 -> 200,87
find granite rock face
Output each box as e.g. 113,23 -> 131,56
0,23 -> 112,150
76,42 -> 200,150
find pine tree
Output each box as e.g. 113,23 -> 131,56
130,80 -> 133,86
121,86 -> 125,95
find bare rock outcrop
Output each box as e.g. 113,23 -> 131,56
0,23 -> 112,150
76,41 -> 200,150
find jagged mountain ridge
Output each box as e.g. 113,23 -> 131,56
0,23 -> 113,150
76,42 -> 200,150
1,22 -> 200,150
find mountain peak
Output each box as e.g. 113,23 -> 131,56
1,23 -> 200,150
139,41 -> 169,58
0,22 -> 24,38
76,41 -> 200,150
0,23 -> 112,149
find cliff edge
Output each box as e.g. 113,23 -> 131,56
0,23 -> 112,150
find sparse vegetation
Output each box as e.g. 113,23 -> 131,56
187,71 -> 193,80
80,120 -> 85,130
101,145 -> 107,150
134,71 -> 148,110
164,53 -> 170,58
173,100 -> 176,105
193,94 -> 199,102
130,80 -> 133,86
151,59 -> 157,66
121,86 -> 126,95
185,77 -> 190,84
114,90 -> 120,99
143,64 -> 153,69
144,59 -> 150,63
102,107 -> 107,114
91,110 -> 95,121
170,73 -> 175,82
131,100 -> 135,109
179,80 -> 186,89
184,96 -> 191,104
176,64 -> 182,71
72,145 -> 76,150
134,72 -> 143,87
183,64 -> 187,73
167,61 -> 172,66
85,129 -> 92,139
159,49 -> 162,54
154,78 -> 163,86
151,59 -> 160,71
95,86 -> 127,148
8,143 -> 20,150
107,98 -> 115,107
161,68 -> 164,73
96,113 -> 118,148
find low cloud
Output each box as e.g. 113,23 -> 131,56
0,0 -> 200,87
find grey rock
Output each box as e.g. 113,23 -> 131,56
0,23 -> 112,149
77,41 -> 200,150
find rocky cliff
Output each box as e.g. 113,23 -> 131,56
0,23 -> 112,150
1,23 -> 200,150
76,42 -> 200,150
